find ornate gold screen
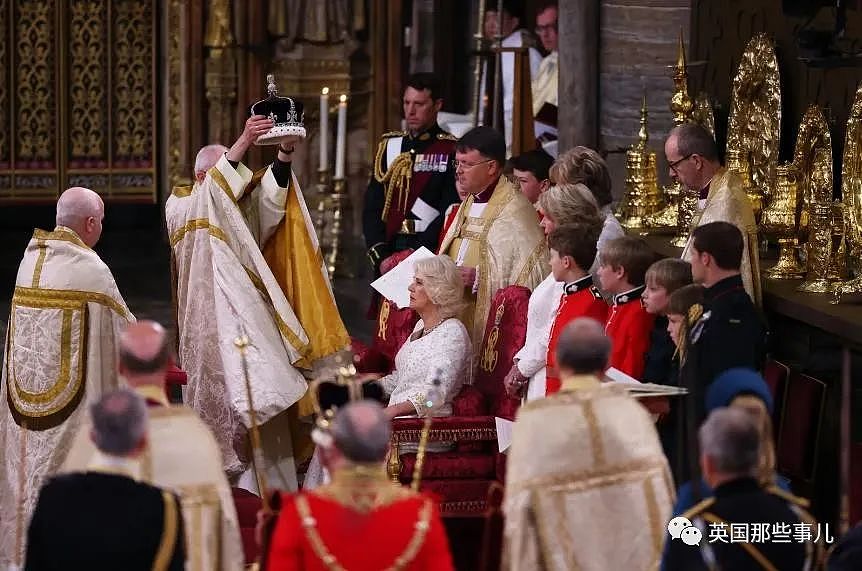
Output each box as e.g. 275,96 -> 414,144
0,0 -> 157,203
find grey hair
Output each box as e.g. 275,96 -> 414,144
699,407 -> 760,475
556,317 -> 611,374
331,401 -> 391,463
89,389 -> 148,456
413,255 -> 466,320
194,144 -> 229,176
537,183 -> 603,227
55,187 -> 102,229
670,123 -> 719,163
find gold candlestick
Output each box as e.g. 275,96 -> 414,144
326,178 -> 354,279
313,168 -> 331,243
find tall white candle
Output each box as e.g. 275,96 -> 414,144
334,94 -> 348,180
319,87 -> 329,171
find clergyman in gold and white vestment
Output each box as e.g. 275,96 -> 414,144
504,318 -> 673,571
0,188 -> 133,568
681,166 -> 762,306
439,127 -> 547,356
665,124 -> 761,305
166,119 -> 348,493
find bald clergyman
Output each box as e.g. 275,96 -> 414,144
0,187 -> 134,567
165,116 -> 347,493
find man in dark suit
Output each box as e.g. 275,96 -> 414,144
25,389 -> 185,571
664,407 -> 821,571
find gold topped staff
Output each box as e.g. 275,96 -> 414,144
411,375 -> 443,491
233,330 -> 270,514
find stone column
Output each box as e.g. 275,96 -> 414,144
558,0 -> 599,150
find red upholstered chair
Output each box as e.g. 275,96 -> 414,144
388,285 -> 531,517
776,372 -> 827,494
231,487 -> 262,564
762,358 -> 790,435
352,249 -> 419,373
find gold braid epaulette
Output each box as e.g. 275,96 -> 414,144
374,136 -> 413,222
437,132 -> 457,141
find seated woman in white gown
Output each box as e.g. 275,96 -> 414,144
303,255 -> 471,488
378,254 -> 471,419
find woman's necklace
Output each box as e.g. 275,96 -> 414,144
422,317 -> 445,336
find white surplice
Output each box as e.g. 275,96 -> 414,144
0,227 -> 133,568
513,273 -> 563,401
165,154 -> 308,490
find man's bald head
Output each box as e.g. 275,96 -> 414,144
194,144 -> 229,181
331,400 -> 391,463
56,187 -> 105,247
556,317 -> 612,376
118,320 -> 171,379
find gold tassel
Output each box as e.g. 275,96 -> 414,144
378,153 -> 414,222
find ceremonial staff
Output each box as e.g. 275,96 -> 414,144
233,330 -> 270,513
411,375 -> 442,491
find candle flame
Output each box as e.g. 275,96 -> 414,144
339,94 -> 348,103
322,87 -> 329,95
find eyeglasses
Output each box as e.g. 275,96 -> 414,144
667,154 -> 693,172
453,159 -> 494,171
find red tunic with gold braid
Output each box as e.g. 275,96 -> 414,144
545,275 -> 609,395
604,285 -> 655,381
266,467 -> 454,571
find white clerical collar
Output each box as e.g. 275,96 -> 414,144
87,451 -> 142,480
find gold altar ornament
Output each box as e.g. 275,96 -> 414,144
798,203 -> 836,293
617,94 -> 663,229
761,163 -> 805,279
326,178 -> 354,279
834,83 -> 862,303
726,149 -> 762,221
726,33 -> 782,215
793,105 -> 833,242
645,28 -> 692,234
692,93 -> 716,139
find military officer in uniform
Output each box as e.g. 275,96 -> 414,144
363,73 -> 460,274
663,407 -> 821,571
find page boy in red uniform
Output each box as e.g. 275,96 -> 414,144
544,222 -> 609,394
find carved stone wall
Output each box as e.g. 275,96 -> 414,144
598,0 -> 691,199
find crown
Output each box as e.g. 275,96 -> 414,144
308,357 -> 386,448
248,74 -> 307,145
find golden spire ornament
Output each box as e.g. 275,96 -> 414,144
617,93 -> 663,229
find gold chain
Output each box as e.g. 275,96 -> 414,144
295,495 -> 432,570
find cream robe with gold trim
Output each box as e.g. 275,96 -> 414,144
165,154 -> 309,489
61,399 -> 244,571
681,167 -> 762,306
439,177 -> 548,354
503,375 -> 674,571
0,227 -> 133,567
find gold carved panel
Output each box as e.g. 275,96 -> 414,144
0,0 -> 158,203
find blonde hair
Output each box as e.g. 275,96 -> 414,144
413,255 -> 466,320
549,146 -> 613,207
537,183 -> 603,227
731,395 -> 777,486
645,258 -> 693,294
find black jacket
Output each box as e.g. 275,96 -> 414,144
663,478 -> 818,571
25,472 -> 185,571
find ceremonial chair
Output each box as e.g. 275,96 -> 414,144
762,358 -> 790,435
776,371 -> 827,498
388,285 -> 530,517
351,249 -> 419,373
